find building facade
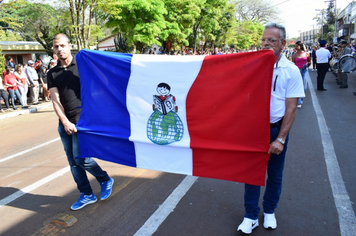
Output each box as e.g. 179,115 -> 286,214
300,28 -> 319,46
336,1 -> 356,43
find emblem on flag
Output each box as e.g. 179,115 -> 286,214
147,83 -> 184,145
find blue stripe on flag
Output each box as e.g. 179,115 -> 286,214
76,50 -> 137,167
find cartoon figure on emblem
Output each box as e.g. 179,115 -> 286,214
147,83 -> 184,145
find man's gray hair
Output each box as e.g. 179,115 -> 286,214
265,23 -> 286,40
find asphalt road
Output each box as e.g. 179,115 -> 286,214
0,68 -> 355,236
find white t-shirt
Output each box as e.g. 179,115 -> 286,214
316,47 -> 331,63
270,54 -> 305,123
0,77 -> 4,90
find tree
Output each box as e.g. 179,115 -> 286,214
235,20 -> 264,50
67,0 -> 103,49
0,0 -> 61,56
324,1 -> 336,42
0,30 -> 22,41
101,0 -> 168,53
113,33 -> 130,53
161,0 -> 203,50
0,0 -> 22,31
233,0 -> 279,23
190,0 -> 227,53
313,2 -> 335,43
205,2 -> 237,50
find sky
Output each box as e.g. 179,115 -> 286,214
272,0 -> 353,38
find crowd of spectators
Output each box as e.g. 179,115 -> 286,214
0,55 -> 57,113
147,46 -> 259,55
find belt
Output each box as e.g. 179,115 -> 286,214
270,118 -> 283,128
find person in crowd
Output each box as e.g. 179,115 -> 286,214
6,56 -> 15,70
3,66 -> 28,110
327,42 -> 334,53
338,40 -> 351,88
34,55 -> 43,73
237,23 -> 305,234
0,75 -> 11,112
38,66 -> 50,102
351,43 -> 356,53
47,33 -> 114,210
316,40 -> 331,91
48,59 -> 57,70
14,64 -> 30,108
292,41 -> 310,108
26,60 -> 41,105
311,46 -> 317,71
214,47 -> 222,55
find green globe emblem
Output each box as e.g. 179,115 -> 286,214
147,111 -> 184,145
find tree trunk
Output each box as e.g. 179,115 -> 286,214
193,22 -> 200,55
68,0 -> 81,49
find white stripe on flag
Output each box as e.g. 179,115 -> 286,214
127,55 -> 205,175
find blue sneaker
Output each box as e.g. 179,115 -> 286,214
100,177 -> 114,200
71,193 -> 97,210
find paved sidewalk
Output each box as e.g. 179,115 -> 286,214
0,101 -> 53,120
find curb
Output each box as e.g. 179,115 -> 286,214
0,103 -> 53,120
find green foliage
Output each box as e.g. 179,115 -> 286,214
101,0 -> 243,53
0,30 -> 22,41
161,0 -> 203,48
190,0 -> 227,52
235,20 -> 264,50
0,0 -> 270,54
206,2 -> 238,49
314,2 -> 335,43
0,0 -> 61,56
114,33 -> 131,53
101,0 -> 168,52
0,0 -> 24,30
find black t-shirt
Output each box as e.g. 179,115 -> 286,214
47,56 -> 82,124
39,67 -> 48,84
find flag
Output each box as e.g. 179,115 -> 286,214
76,49 -> 275,186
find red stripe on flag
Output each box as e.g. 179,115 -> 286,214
186,50 -> 275,186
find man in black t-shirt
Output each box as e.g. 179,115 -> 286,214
48,33 -> 114,211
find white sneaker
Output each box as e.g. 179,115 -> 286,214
263,213 -> 277,229
237,217 -> 259,234
297,104 -> 302,109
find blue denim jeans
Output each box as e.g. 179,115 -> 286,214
58,121 -> 110,195
0,89 -> 10,109
8,89 -> 24,108
243,123 -> 289,220
298,68 -> 308,105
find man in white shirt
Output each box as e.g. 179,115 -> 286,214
237,23 -> 305,234
26,60 -> 40,105
316,40 -> 331,91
